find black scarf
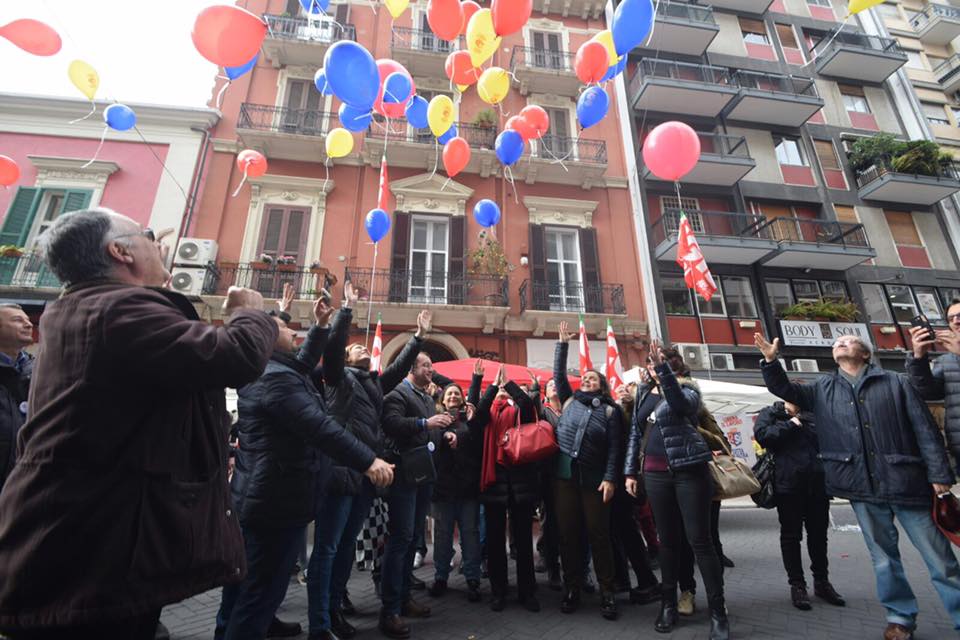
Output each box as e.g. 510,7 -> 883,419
574,389 -> 616,409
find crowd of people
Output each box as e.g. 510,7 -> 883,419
0,206 -> 957,640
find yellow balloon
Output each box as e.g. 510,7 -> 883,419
466,8 -> 502,68
456,83 -> 469,93
477,67 -> 510,105
326,127 -> 354,158
68,59 -> 99,101
384,0 -> 409,19
427,95 -> 456,138
846,0 -> 884,15
589,30 -> 616,69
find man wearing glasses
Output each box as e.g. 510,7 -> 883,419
755,332 -> 959,640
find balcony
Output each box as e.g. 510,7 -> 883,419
628,59 -> 738,118
642,132 -> 755,186
201,263 -> 339,300
517,136 -> 607,188
758,218 -> 876,269
262,14 -> 356,67
639,1 -> 718,57
236,104 -> 338,162
362,121 -> 497,175
390,28 -> 461,78
856,160 -> 960,206
531,0 -> 605,19
726,71 -> 824,127
812,32 -> 906,83
0,252 -> 61,293
510,46 -> 579,96
345,267 -> 509,308
703,0 -> 774,13
650,209 -> 778,265
519,279 -> 626,315
935,54 -> 960,95
911,4 -> 960,45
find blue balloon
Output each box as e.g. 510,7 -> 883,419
437,124 -> 458,145
600,56 -> 627,83
495,129 -> 525,166
612,0 -> 655,56
339,103 -> 372,132
104,104 -> 136,131
577,86 -> 609,129
225,53 -> 258,81
323,41 -> 379,109
383,72 -> 412,104
406,96 -> 429,129
299,0 -> 330,14
473,199 -> 501,228
313,68 -> 333,96
365,208 -> 391,243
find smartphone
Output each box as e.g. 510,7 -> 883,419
911,314 -> 934,339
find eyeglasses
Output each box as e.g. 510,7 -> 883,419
113,228 -> 155,243
948,313 -> 960,323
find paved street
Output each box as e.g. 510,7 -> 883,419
162,504 -> 958,639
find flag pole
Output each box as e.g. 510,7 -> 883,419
366,242 -> 378,344
675,181 -> 713,381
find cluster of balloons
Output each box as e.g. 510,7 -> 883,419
642,121 -> 701,182
495,105 -> 549,167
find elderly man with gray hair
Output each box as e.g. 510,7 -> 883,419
0,208 -> 278,639
754,332 -> 960,640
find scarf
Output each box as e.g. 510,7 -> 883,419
481,397 -> 517,493
573,389 -> 616,409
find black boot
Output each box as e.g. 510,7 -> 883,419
790,584 -> 812,611
560,587 -> 580,614
600,592 -> 618,620
330,608 -> 356,639
654,595 -> 679,634
266,617 -> 302,638
814,580 -> 846,607
708,595 -> 730,640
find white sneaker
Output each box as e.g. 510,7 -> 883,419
413,551 -> 424,569
678,590 -> 695,616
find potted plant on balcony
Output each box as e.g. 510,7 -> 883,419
473,109 -> 497,129
250,253 -> 274,271
276,255 -> 299,272
848,135 -> 953,178
467,231 -> 511,306
891,140 -> 953,177
781,299 -> 860,322
847,133 -> 904,174
0,245 -> 23,258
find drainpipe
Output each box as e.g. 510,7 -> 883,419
178,125 -> 212,245
605,0 -> 663,340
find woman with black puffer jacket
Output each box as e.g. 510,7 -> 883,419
552,321 -> 623,622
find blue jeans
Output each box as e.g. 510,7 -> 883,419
381,482 -> 432,615
432,499 -> 482,582
215,524 -> 303,640
851,501 -> 960,630
307,484 -> 375,633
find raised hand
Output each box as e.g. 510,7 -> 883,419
527,369 -> 540,387
497,363 -> 507,386
558,320 -> 575,343
224,286 -> 264,317
279,282 -> 295,314
465,402 -> 476,421
474,358 -> 485,377
648,339 -> 664,367
314,297 -> 333,327
754,332 -> 780,363
344,280 -> 359,308
416,309 -> 432,338
910,325 -> 937,358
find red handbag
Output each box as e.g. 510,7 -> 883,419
933,489 -> 960,548
498,406 -> 559,467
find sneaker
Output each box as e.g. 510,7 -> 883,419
428,579 -> 448,597
677,590 -> 695,617
560,588 -> 580,614
790,584 -> 812,611
413,551 -> 424,569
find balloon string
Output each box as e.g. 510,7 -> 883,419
215,81 -> 230,111
546,131 -> 581,168
644,0 -> 661,47
441,176 -> 451,191
68,101 -> 97,125
429,139 -> 439,180
365,242 -> 378,344
81,126 -> 108,169
505,166 -> 519,204
674,180 -> 684,206
321,157 -> 330,197
231,168 -> 249,198
801,21 -> 847,67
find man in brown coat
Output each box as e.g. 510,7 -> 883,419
0,208 -> 278,639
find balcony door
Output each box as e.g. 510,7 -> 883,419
409,216 -> 449,303
282,79 -> 323,134
544,228 -> 583,312
541,107 -> 571,157
531,31 -> 563,69
253,206 -> 311,298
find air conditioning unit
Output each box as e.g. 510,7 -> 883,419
677,343 -> 711,370
170,266 -> 211,296
175,238 -> 218,267
792,359 -> 820,373
710,353 -> 735,370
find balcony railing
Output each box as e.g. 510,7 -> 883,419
631,58 -> 734,88
756,217 -> 871,249
911,3 -> 960,29
650,209 -> 771,246
935,53 -> 960,84
0,252 -> 60,289
812,31 -> 903,57
694,131 -> 751,158
209,263 -> 338,300
345,267 -> 509,306
531,136 -> 607,163
855,159 -> 960,189
657,0 -> 716,25
264,14 -> 356,43
509,46 -> 575,73
366,121 -> 497,149
732,70 -> 819,98
238,104 -> 336,137
519,279 -> 626,315
390,27 -> 461,54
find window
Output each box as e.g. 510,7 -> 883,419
793,279 -> 821,302
696,279 -> 726,316
884,211 -> 923,245
820,280 -> 848,301
663,276 -> 694,315
31,191 -> 65,244
409,216 -> 449,303
914,286 -> 944,323
834,205 -> 859,224
806,0 -> 831,6
765,280 -> 794,316
886,284 -> 919,323
839,85 -> 871,114
905,51 -> 926,70
860,283 -> 894,323
739,17 -> 771,45
922,102 -> 950,126
939,288 -> 960,310
875,2 -> 901,19
545,227 -> 583,311
776,23 -> 800,49
723,276 -> 758,317
661,196 -> 703,233
814,139 -> 841,170
773,135 -> 806,166
282,79 -> 323,133
542,107 -> 571,157
531,31 -> 564,70
952,106 -> 960,126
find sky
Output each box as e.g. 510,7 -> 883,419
1,0 -> 223,108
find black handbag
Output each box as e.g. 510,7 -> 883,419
751,452 -> 776,509
398,444 -> 437,486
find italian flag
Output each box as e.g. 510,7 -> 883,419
605,319 -> 624,391
370,313 -> 383,374
578,314 -> 593,375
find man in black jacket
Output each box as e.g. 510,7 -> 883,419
215,299 -> 394,640
0,303 -> 33,490
306,284 -> 431,640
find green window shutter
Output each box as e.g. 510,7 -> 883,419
0,187 -> 42,247
61,190 -> 92,214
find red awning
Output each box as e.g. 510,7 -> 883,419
431,359 -> 580,391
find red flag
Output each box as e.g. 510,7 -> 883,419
605,319 -> 624,391
676,212 -> 718,301
370,313 -> 383,374
378,158 -> 390,211
578,314 -> 593,375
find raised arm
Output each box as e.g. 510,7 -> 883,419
322,306 -> 352,388
553,321 -> 576,404
467,360 -> 484,406
755,333 -> 817,410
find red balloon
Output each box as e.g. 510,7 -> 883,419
192,5 -> 266,67
0,155 -> 21,187
373,59 -> 415,119
237,149 -> 268,178
575,41 -> 609,85
505,116 -> 532,141
442,137 -> 471,178
519,106 -> 549,139
427,0 -> 464,41
642,121 -> 701,181
491,0 -> 532,36
444,51 -> 481,87
0,19 -> 61,56
460,1 -> 482,36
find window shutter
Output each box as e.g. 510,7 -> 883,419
776,24 -> 798,48
61,189 -> 92,214
0,187 -> 41,247
834,205 -> 859,223
389,211 -> 411,302
335,3 -> 349,23
448,215 -> 465,304
529,224 -> 547,310
884,210 -> 922,245
533,32 -> 544,49
578,227 -> 602,313
814,140 -> 840,170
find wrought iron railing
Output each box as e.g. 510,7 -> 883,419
390,27 -> 462,54
733,70 -> 819,98
911,3 -> 960,30
656,0 -> 717,25
519,279 -> 626,315
264,14 -> 356,43
935,54 -> 960,85
209,262 -> 338,299
813,30 -> 904,57
692,132 -> 751,159
344,267 -> 509,306
510,46 -> 575,73
238,104 -> 336,137
756,217 -> 871,249
855,158 -> 960,189
0,252 -> 60,289
632,58 -> 734,87
650,209 -> 772,246
530,136 -> 607,163
366,121 -> 497,149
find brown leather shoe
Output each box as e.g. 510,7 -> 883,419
883,623 -> 914,640
401,598 -> 432,618
378,613 -> 410,639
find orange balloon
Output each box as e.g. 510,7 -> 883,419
444,50 -> 481,86
237,149 -> 268,178
192,5 -> 267,67
519,105 -> 549,138
427,0 -> 464,41
460,1 -> 482,36
0,156 -> 21,187
0,19 -> 61,56
442,137 -> 471,177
